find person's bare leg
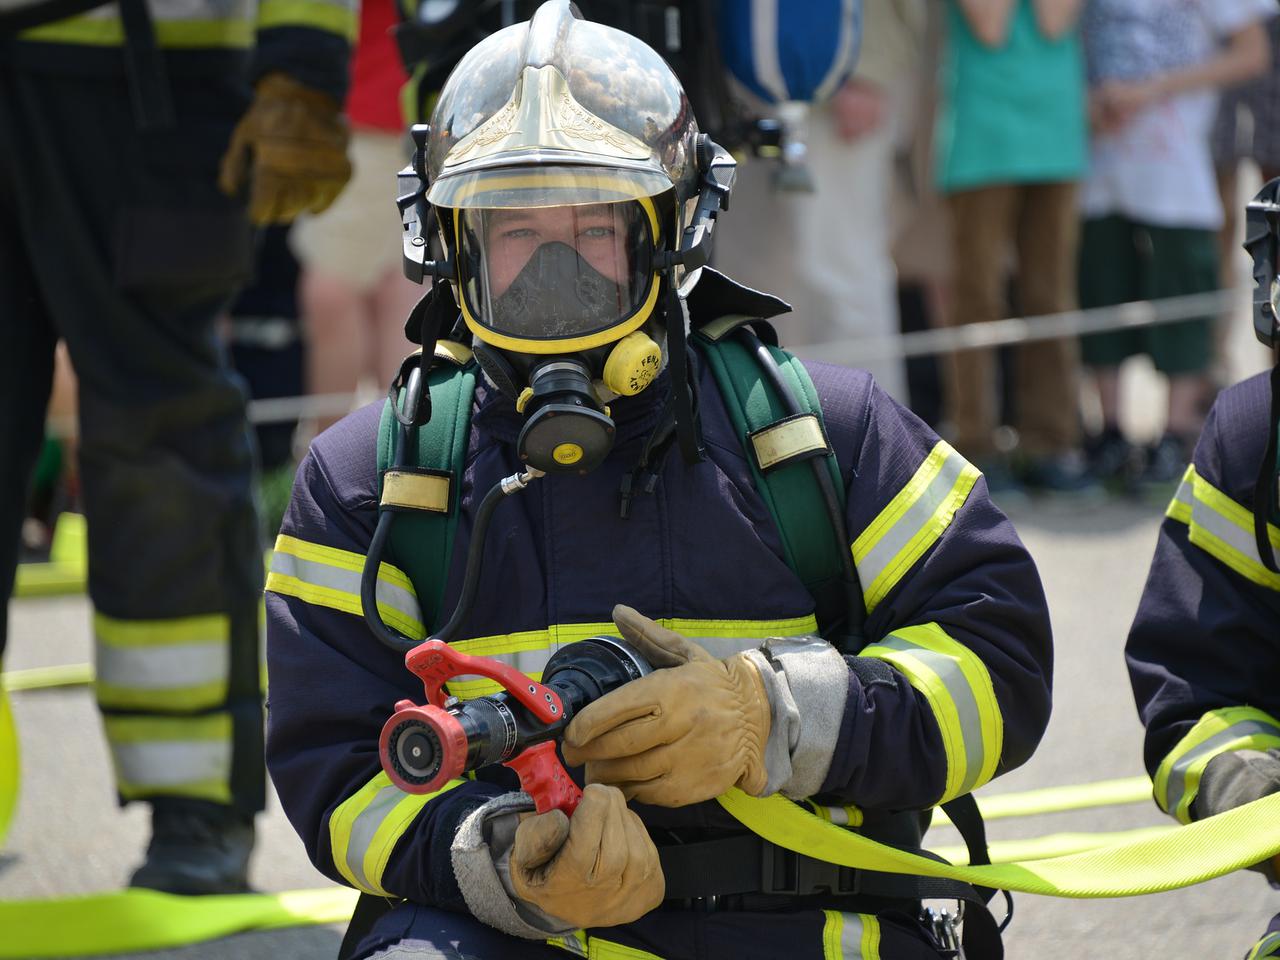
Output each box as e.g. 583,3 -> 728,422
1093,365 -> 1122,431
301,271 -> 369,433
371,265 -> 428,387
1166,374 -> 1206,439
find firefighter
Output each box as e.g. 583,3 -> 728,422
0,0 -> 352,894
264,3 -> 1053,957
1127,177 -> 1280,960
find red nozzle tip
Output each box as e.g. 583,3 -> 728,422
379,704 -> 467,794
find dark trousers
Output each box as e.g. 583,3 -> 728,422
0,51 -> 265,813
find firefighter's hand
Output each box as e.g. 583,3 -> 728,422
509,783 -> 664,928
561,605 -> 771,806
218,73 -> 352,225
1194,748 -> 1280,879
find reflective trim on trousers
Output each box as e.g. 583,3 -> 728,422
103,713 -> 233,804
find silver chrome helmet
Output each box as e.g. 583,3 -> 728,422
423,0 -> 706,355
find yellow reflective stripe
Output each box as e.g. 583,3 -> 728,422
19,16 -> 254,47
267,534 -> 426,640
382,471 -> 451,513
1247,932 -> 1280,959
257,0 -> 357,38
94,612 -> 230,647
1166,465 -> 1280,590
586,938 -> 664,960
329,770 -> 465,897
852,441 -> 981,612
751,415 -> 828,470
444,615 -> 818,699
103,713 -> 233,804
861,623 -> 1002,802
822,911 -> 881,960
95,678 -> 226,712
1153,706 -> 1280,824
546,931 -> 589,956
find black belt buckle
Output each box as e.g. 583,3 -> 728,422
760,842 -> 858,896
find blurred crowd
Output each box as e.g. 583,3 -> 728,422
22,0 -> 1280,557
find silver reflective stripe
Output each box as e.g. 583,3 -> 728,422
839,912 -> 865,958
452,647 -> 553,686
270,550 -> 422,626
1163,719 -> 1280,815
96,640 -> 227,691
111,739 -> 231,789
876,635 -> 985,794
344,784 -> 405,892
1189,494 -> 1264,566
857,451 -> 969,594
749,0 -> 788,102
1171,474 -> 1193,512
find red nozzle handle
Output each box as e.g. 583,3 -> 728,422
405,639 -> 564,723
379,700 -> 467,794
505,741 -> 582,815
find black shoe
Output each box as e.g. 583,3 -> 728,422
1139,432 -> 1194,488
1016,450 -> 1102,496
129,799 -> 255,895
1085,427 -> 1140,490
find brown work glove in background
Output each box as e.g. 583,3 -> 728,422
509,783 -> 664,928
561,605 -> 771,806
218,73 -> 351,225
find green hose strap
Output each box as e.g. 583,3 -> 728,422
0,887 -> 359,958
718,788 -> 1280,898
0,685 -> 17,848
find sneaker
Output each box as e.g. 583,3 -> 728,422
1085,427 -> 1140,490
129,799 -> 255,895
1016,450 -> 1102,496
1139,432 -> 1193,488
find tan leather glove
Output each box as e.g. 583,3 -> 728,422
218,73 -> 352,225
509,783 -> 664,928
561,605 -> 771,806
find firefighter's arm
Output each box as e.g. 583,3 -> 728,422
814,377 -> 1053,811
1126,391 -> 1280,829
217,0 -> 355,223
265,421 -> 506,912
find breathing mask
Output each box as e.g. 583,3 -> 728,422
454,197 -> 665,474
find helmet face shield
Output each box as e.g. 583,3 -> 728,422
455,197 -> 660,351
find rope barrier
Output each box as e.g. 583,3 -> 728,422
790,287 -> 1246,364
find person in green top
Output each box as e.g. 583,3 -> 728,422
934,0 -> 1090,494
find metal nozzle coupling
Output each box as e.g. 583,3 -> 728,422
500,467 -> 545,496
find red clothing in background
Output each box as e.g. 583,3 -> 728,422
347,0 -> 408,132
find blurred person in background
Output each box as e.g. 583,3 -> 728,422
292,0 -> 422,434
713,0 -> 921,404
935,0 -> 1091,495
1210,15 -> 1280,388
0,0 -> 352,895
1078,0 -> 1274,491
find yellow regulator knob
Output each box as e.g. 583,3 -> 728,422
602,331 -> 662,397
552,443 -> 585,465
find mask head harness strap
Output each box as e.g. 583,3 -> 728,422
658,134 -> 737,465
1245,179 -> 1280,572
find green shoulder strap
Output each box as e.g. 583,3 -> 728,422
693,318 -> 850,635
375,341 -> 478,635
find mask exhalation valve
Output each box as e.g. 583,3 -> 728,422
517,359 -> 616,475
